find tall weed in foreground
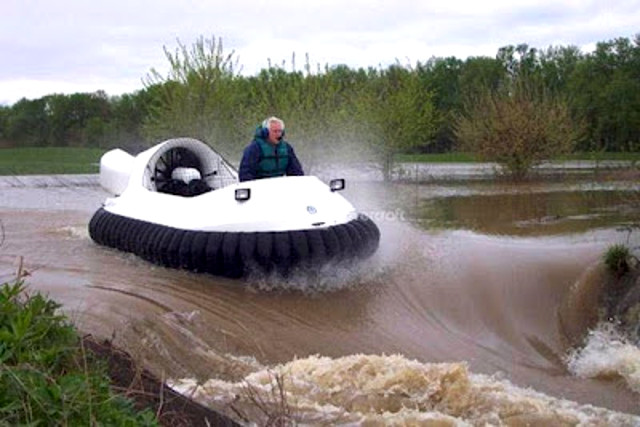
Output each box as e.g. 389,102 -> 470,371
0,280 -> 157,425
230,370 -> 295,426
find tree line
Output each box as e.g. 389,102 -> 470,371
0,34 -> 638,178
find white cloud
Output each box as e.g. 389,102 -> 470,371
1,0 -> 638,105
0,77 -> 144,105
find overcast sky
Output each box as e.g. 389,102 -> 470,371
1,0 -> 638,105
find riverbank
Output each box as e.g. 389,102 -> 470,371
82,335 -> 238,426
0,277 -> 237,426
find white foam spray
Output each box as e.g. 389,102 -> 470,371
566,322 -> 640,394
170,353 -> 639,425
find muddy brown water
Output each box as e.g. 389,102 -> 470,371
1,171 -> 639,423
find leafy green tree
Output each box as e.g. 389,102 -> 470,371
228,59 -> 375,171
143,35 -> 241,158
107,91 -> 155,149
568,36 -> 640,152
457,56 -> 504,103
311,65 -> 377,168
44,95 -> 71,146
538,45 -> 583,94
44,92 -> 111,147
417,57 -> 464,152
240,66 -> 307,146
274,64 -> 373,172
367,64 -> 438,180
5,98 -> 49,146
84,116 -> 107,147
497,44 -> 540,80
0,105 -> 10,146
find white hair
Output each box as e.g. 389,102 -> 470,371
262,116 -> 285,130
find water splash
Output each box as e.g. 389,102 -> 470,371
242,254 -> 397,294
242,219 -> 428,294
55,225 -> 89,239
170,353 -> 639,425
566,322 -> 640,394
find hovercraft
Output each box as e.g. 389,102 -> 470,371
88,138 -> 380,278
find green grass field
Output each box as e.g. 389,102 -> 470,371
1,146 -> 638,175
0,147 -> 105,175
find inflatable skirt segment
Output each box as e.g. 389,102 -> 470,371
89,208 -> 380,278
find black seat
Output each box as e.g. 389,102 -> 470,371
187,179 -> 212,196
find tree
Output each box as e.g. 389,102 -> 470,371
568,36 -> 640,152
0,105 -> 9,147
43,92 -> 111,147
238,60 -> 376,173
108,91 -> 155,150
417,57 -> 464,152
143,35 -> 241,157
5,98 -> 48,146
282,63 -> 374,172
455,77 -> 584,180
538,45 -> 583,94
367,64 -> 438,180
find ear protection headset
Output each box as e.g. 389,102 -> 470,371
260,117 -> 285,139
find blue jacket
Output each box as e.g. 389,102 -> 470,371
239,134 -> 304,182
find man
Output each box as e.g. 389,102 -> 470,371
238,116 -> 304,182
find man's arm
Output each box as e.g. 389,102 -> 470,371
286,144 -> 304,176
238,142 -> 260,182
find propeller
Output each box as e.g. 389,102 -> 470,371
152,147 -> 201,193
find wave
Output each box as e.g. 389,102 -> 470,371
170,353 -> 639,425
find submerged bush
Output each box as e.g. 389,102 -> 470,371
603,244 -> 632,276
0,281 -> 157,425
455,77 -> 584,180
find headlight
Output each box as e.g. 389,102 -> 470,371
235,188 -> 251,201
329,178 -> 345,192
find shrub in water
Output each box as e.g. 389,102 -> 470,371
603,244 -> 631,277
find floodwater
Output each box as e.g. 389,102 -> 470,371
1,166 -> 640,425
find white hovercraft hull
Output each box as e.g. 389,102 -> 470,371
88,138 -> 380,278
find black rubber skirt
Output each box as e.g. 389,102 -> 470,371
88,207 -> 380,278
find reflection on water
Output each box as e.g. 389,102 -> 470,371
345,176 -> 640,237
417,188 -> 640,236
1,168 -> 640,424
